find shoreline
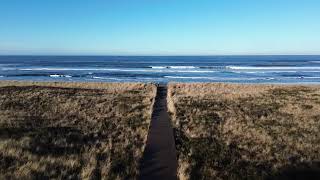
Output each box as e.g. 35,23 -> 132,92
2,80 -> 320,86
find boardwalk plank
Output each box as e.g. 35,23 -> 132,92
139,85 -> 178,180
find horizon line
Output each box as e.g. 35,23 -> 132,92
0,54 -> 320,56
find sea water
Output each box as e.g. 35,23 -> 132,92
0,55 -> 320,84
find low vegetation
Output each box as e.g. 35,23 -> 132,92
0,81 -> 156,179
168,83 -> 320,180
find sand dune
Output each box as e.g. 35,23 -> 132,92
168,83 -> 320,179
0,81 -> 156,179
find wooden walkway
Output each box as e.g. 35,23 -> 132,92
139,85 -> 178,180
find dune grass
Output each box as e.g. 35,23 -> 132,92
0,81 -> 156,179
168,83 -> 320,180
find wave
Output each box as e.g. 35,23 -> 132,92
227,66 -> 320,70
120,68 -> 215,73
149,66 -> 197,69
18,67 -> 320,74
0,68 -> 16,71
164,76 -> 211,79
149,66 -> 225,70
149,66 -> 168,69
49,74 -> 72,78
0,73 -> 73,78
302,76 -> 320,79
309,61 -> 320,63
199,66 -> 225,69
20,68 -> 112,71
164,76 -> 275,81
233,71 -> 320,74
164,76 -> 320,81
19,67 -> 215,73
18,65 -> 320,72
150,65 -> 320,71
6,74 -> 50,77
21,67 -> 199,71
169,66 -> 197,69
283,76 -> 320,79
92,76 -> 123,80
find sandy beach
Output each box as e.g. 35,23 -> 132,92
168,83 -> 320,179
0,81 -> 156,179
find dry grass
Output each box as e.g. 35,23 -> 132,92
168,83 -> 320,180
0,81 -> 156,179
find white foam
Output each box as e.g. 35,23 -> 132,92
237,71 -> 320,74
302,76 -> 320,79
164,76 -> 271,81
170,66 -> 197,69
49,74 -> 72,78
150,66 -> 197,69
265,77 -> 275,80
19,66 -> 320,74
50,74 -> 62,78
150,66 -> 168,69
92,76 -> 122,80
227,66 -> 320,70
164,76 -> 209,79
117,69 -> 214,73
306,71 -> 320,73
232,71 -> 267,74
286,76 -> 320,79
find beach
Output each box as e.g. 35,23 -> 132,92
168,83 -> 320,179
1,81 -> 320,179
0,81 -> 156,179
2,0 -> 320,178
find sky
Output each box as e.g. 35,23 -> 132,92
0,0 -> 319,55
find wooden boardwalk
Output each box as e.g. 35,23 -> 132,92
139,85 -> 178,180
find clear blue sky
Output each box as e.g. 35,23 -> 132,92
0,0 -> 319,55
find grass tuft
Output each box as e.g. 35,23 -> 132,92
168,83 -> 320,180
0,81 -> 156,179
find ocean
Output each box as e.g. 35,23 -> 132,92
0,55 -> 320,84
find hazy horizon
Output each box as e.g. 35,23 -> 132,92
1,54 -> 320,56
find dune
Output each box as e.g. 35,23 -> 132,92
168,83 -> 320,179
0,81 -> 156,179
